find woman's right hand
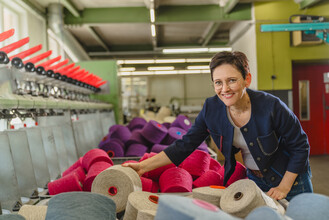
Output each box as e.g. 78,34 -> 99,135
122,162 -> 146,176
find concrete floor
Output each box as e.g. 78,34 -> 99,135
309,155 -> 329,196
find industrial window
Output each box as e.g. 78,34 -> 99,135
299,80 -> 310,120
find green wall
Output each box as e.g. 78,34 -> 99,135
255,1 -> 329,90
77,60 -> 121,124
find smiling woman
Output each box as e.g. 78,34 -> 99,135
123,51 -> 313,202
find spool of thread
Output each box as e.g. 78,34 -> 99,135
159,167 -> 193,193
163,116 -> 176,123
125,129 -> 150,148
83,161 -> 112,192
170,115 -> 192,131
180,150 -> 210,179
141,120 -> 168,144
48,173 -> 82,195
209,158 -> 221,172
196,142 -> 209,153
127,117 -> 147,131
123,191 -> 159,220
193,170 -> 223,188
155,106 -> 172,122
71,166 -> 86,184
98,135 -> 110,149
91,165 -> 142,213
192,186 -> 226,207
162,127 -> 186,145
18,205 -> 47,220
0,214 -> 26,220
141,177 -> 159,193
155,195 -> 240,220
151,144 -> 168,153
245,206 -> 286,220
141,153 -> 175,181
162,122 -> 171,129
218,161 -> 246,186
125,144 -> 148,157
220,179 -> 270,218
100,138 -> 125,158
109,125 -> 132,144
82,149 -> 113,171
62,157 -> 83,176
285,193 -> 329,220
45,192 -> 116,220
137,210 -> 157,220
139,152 -> 157,162
109,124 -> 121,135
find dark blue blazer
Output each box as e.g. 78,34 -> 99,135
164,89 -> 310,186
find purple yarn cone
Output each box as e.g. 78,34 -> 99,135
197,142 -> 209,153
162,127 -> 187,145
162,122 -> 171,129
125,143 -> 148,157
170,115 -> 192,131
98,134 -> 110,149
109,125 -> 132,144
151,144 -> 168,153
127,117 -> 147,131
100,138 -> 125,157
141,120 -> 168,144
125,129 -> 150,148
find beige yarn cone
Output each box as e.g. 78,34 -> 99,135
91,165 -> 142,213
123,191 -> 158,220
192,185 -> 226,207
18,205 -> 47,220
136,209 -> 157,220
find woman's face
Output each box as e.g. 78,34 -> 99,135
212,64 -> 251,107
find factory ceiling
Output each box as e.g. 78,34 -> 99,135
23,0 -> 324,61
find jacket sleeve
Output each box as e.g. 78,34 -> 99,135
272,98 -> 310,174
164,100 -> 210,166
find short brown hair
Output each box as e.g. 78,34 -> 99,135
209,51 -> 250,81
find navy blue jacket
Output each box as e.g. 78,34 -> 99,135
164,89 -> 310,186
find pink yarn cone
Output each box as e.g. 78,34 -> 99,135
140,152 -> 175,181
48,173 -> 82,195
62,157 -> 83,176
159,167 -> 193,193
209,158 -> 222,172
83,161 -> 112,192
71,166 -> 86,184
180,150 -> 211,179
218,161 -> 246,186
192,170 -> 224,188
82,149 -> 113,171
141,177 -> 159,193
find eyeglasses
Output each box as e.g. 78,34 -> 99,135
213,77 -> 242,90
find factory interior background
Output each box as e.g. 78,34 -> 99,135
0,0 -> 328,219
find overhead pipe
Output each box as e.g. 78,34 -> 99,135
47,3 -> 90,62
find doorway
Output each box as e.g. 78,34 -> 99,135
292,63 -> 329,155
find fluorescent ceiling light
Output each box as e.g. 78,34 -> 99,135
119,67 -> 136,71
150,9 -> 155,23
162,47 -> 232,54
178,70 -> 201,74
151,24 -> 156,37
124,60 -> 155,64
155,71 -> 178,75
118,72 -> 131,76
187,65 -> 209,70
163,48 -> 209,54
148,66 -> 175,71
155,59 -> 186,63
132,71 -> 154,75
186,58 -> 211,62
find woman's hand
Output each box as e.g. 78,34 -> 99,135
122,162 -> 146,176
267,186 -> 289,200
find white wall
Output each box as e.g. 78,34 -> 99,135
147,74 -> 215,107
229,6 -> 258,90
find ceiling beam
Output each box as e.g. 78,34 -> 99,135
223,0 -> 239,14
299,0 -> 323,9
61,0 -> 80,17
200,22 -> 221,47
85,26 -> 110,52
64,4 -> 251,25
